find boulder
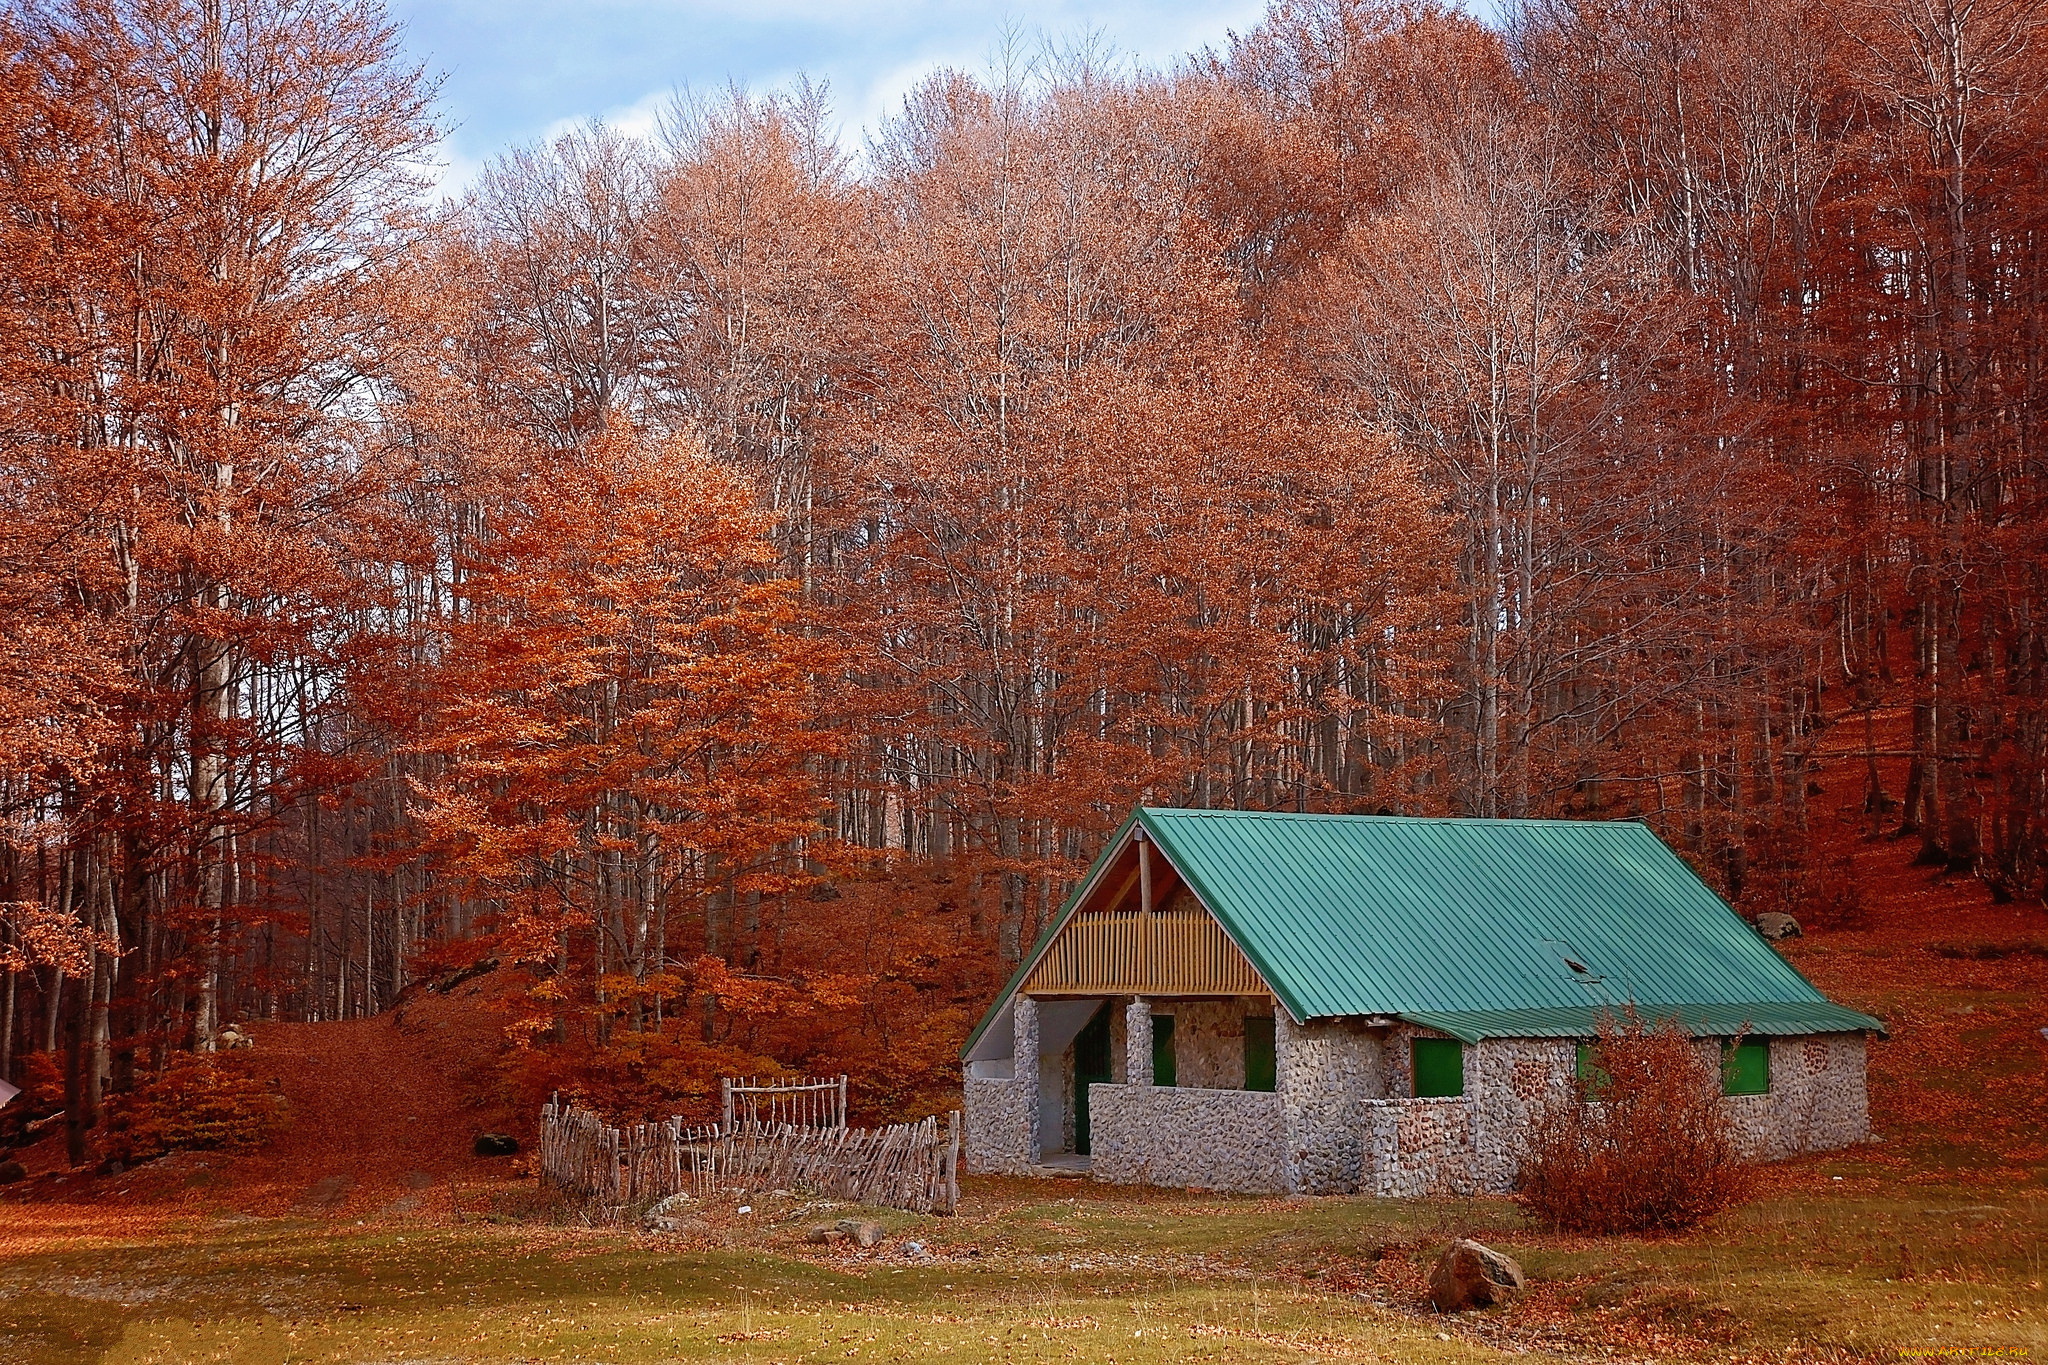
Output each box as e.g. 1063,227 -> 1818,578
473,1133 -> 520,1157
0,1159 -> 26,1184
806,1225 -> 848,1244
1428,1238 -> 1525,1312
836,1218 -> 886,1248
1754,912 -> 1802,940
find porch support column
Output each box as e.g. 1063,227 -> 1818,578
1014,995 -> 1041,1163
1125,997 -> 1153,1086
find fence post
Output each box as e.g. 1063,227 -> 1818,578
838,1074 -> 848,1129
722,1077 -> 734,1135
943,1109 -> 961,1215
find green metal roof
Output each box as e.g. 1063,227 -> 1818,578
962,808 -> 1883,1057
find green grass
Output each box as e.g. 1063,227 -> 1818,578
2,1175 -> 2044,1363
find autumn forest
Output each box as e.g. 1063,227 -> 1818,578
3,0 -> 2045,1137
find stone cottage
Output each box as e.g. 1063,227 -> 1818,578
961,808 -> 1884,1196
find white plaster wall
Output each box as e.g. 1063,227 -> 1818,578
1087,1083 -> 1287,1194
1041,1042 -> 1073,1154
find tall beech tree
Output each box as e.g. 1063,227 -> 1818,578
0,0 -> 432,1106
406,425 -> 838,1039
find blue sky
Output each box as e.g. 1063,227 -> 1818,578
387,1 -> 1283,191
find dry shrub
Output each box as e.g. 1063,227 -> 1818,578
1517,1012 -> 1754,1234
100,1053 -> 289,1165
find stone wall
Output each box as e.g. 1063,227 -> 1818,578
1468,1038 -> 1577,1192
1125,999 -> 1153,1086
1721,1032 -> 1871,1158
1360,1098 -> 1477,1196
963,1076 -> 1036,1174
1087,1083 -> 1287,1194
966,995 -> 1039,1173
963,990 -> 1874,1192
1277,1015 -> 1385,1194
1155,999 -> 1262,1089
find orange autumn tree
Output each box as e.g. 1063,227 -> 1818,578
405,424 -> 844,1115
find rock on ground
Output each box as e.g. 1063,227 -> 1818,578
1754,912 -> 1802,940
1428,1238 -> 1525,1312
473,1133 -> 519,1157
639,1193 -> 697,1232
836,1218 -> 886,1247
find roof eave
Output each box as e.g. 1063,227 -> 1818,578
957,808 -> 1145,1061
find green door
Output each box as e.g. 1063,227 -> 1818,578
1073,1003 -> 1113,1155
1151,1013 -> 1177,1087
1244,1015 -> 1276,1092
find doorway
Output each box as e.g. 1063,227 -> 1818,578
1072,1001 -> 1113,1155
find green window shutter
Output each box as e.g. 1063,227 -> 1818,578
1413,1037 -> 1465,1097
1243,1015 -> 1276,1092
1723,1037 -> 1770,1096
1575,1041 -> 1612,1093
1152,1014 -> 1177,1087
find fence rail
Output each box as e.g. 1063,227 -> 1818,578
539,1095 -> 960,1219
723,1074 -> 847,1132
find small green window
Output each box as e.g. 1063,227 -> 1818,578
1152,1013 -> 1177,1087
1574,1041 -> 1613,1093
1413,1037 -> 1464,1097
1723,1037 -> 1770,1096
1243,1015 -> 1276,1092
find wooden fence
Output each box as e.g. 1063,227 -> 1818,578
723,1074 -> 847,1132
539,1095 -> 960,1219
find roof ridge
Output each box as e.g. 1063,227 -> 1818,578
1142,806 -> 1648,828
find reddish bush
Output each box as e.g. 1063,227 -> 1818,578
99,1054 -> 289,1165
1517,1012 -> 1754,1234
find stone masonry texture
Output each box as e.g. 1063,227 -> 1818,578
961,994 -> 1876,1193
1087,1083 -> 1286,1193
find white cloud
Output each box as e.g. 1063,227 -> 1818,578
396,0 -> 1283,190
541,86 -> 674,145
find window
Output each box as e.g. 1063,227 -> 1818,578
1723,1037 -> 1770,1096
1243,1015 -> 1276,1092
1152,1013 -> 1177,1087
1575,1041 -> 1612,1093
1412,1037 -> 1464,1097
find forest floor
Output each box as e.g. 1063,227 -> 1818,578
2,715 -> 2046,1364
